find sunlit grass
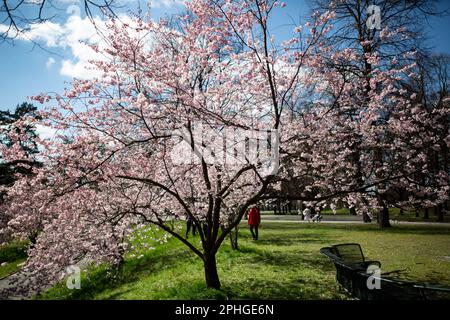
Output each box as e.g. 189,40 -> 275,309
0,241 -> 28,279
38,222 -> 450,300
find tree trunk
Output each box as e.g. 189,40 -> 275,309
415,208 -> 419,218
437,204 -> 444,222
229,225 -> 239,250
350,207 -> 357,215
378,206 -> 391,228
362,211 -> 371,223
424,208 -> 429,219
204,253 -> 221,289
399,190 -> 405,215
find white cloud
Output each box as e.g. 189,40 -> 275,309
60,58 -> 103,79
57,15 -> 106,78
35,124 -> 58,140
149,0 -> 185,8
17,21 -> 65,47
3,8 -> 158,79
56,0 -> 81,3
46,57 -> 56,68
14,13 -> 106,79
0,24 -> 10,34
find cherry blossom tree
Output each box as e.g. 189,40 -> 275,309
402,53 -> 450,220
1,0 -> 448,293
281,0 -> 450,227
2,0 -> 335,290
274,35 -> 449,227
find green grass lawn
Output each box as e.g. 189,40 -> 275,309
37,222 -> 450,300
262,208 -> 356,215
388,208 -> 450,223
0,241 -> 28,279
0,259 -> 26,279
263,207 -> 450,222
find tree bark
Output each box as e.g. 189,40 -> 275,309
350,207 -> 357,215
204,253 -> 221,289
362,211 -> 372,223
437,204 -> 444,222
229,225 -> 239,250
378,205 -> 391,228
424,208 -> 429,219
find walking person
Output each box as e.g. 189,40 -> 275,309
303,207 -> 311,222
185,215 -> 197,238
311,210 -> 322,222
248,204 -> 261,240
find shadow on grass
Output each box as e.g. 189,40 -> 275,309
259,222 -> 450,236
220,277 -> 347,300
40,229 -> 341,299
38,222 -> 450,300
421,270 -> 450,287
37,246 -> 196,300
236,247 -> 336,272
253,233 -> 335,247
239,223 -> 340,247
215,253 -> 345,299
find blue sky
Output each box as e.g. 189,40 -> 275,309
0,0 -> 449,112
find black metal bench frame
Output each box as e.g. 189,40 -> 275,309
320,243 -> 450,300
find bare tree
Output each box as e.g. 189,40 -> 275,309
0,0 -> 119,42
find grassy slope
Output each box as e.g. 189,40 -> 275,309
39,223 -> 450,300
0,259 -> 26,279
0,241 -> 28,279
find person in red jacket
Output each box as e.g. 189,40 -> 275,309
248,204 -> 261,240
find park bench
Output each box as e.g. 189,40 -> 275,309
320,243 -> 450,300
